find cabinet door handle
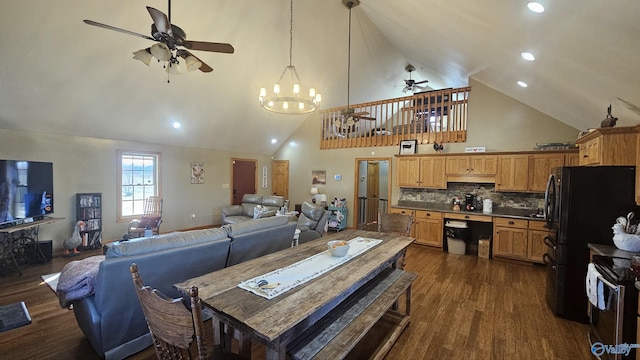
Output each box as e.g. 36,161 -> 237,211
465,215 -> 470,219
509,221 -> 515,225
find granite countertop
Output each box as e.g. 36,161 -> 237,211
393,201 -> 545,221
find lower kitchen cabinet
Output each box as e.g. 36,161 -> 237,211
527,220 -> 552,263
414,210 -> 443,247
493,218 -> 528,260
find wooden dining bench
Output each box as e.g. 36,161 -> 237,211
287,267 -> 417,360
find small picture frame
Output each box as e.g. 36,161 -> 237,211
399,140 -> 418,154
190,162 -> 205,184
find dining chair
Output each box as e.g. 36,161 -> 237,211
377,210 -> 413,269
129,263 -> 208,360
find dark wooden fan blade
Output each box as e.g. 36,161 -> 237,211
83,20 -> 155,41
176,50 -> 213,72
185,41 -> 234,54
355,116 -> 376,121
353,111 -> 370,116
415,80 -> 429,85
147,6 -> 172,35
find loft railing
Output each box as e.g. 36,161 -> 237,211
320,86 -> 470,149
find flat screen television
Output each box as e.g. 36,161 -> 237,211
0,160 -> 54,226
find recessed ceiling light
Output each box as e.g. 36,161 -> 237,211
521,52 -> 535,61
271,138 -> 277,144
172,121 -> 182,129
528,2 -> 545,13
517,81 -> 528,88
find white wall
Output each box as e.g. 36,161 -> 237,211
0,128 -> 272,253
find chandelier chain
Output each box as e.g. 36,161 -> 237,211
289,0 -> 294,67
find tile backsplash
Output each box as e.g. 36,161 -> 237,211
399,183 -> 544,210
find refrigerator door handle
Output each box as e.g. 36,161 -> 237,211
544,235 -> 557,249
543,253 -> 557,270
544,173 -> 556,226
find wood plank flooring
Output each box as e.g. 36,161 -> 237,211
0,244 -> 593,359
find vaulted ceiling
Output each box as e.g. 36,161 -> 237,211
1,0 -> 638,155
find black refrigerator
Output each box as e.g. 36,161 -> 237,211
543,166 -> 638,324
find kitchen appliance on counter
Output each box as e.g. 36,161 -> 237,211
588,255 -> 637,359
543,166 -> 639,324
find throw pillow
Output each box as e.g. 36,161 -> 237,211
253,205 -> 271,219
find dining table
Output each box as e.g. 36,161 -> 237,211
174,228 -> 415,360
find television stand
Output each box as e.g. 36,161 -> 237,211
0,217 -> 64,276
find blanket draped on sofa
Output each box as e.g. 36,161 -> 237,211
57,255 -> 105,308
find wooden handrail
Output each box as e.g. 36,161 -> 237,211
320,87 -> 470,149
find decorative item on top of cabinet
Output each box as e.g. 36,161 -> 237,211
396,155 -> 446,189
576,126 -> 637,166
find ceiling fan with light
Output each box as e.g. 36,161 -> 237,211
402,64 -> 429,93
337,0 -> 375,128
83,0 -> 234,80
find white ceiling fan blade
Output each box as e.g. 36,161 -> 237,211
147,6 -> 172,36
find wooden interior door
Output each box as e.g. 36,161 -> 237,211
271,160 -> 289,200
231,159 -> 257,205
366,162 -> 380,224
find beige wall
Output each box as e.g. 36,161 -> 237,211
273,79 -> 580,227
0,128 -> 272,253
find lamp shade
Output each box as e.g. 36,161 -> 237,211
150,43 -> 171,61
166,62 -> 182,75
132,48 -> 152,66
184,55 -> 202,72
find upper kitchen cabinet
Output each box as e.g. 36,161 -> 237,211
528,153 -> 565,192
445,155 -> 497,183
496,155 -> 529,191
576,126 -> 637,166
397,155 -> 446,188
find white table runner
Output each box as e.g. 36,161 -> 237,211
238,237 -> 382,299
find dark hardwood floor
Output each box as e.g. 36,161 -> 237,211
0,244 -> 593,359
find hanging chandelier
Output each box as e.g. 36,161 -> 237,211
259,0 -> 321,114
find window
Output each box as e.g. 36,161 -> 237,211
117,150 -> 161,221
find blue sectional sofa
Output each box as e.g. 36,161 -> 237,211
69,216 -> 296,360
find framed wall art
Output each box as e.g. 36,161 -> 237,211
190,162 -> 205,184
399,140 -> 418,154
311,170 -> 326,185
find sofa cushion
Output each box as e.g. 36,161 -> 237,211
261,195 -> 286,208
242,194 -> 263,204
105,228 -> 229,258
223,216 -> 288,237
220,205 -> 243,216
301,202 -> 326,221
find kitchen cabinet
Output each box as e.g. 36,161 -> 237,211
493,217 -> 528,260
496,155 -> 529,191
564,152 -> 580,167
445,155 -> 497,176
396,156 -> 446,188
576,126 -> 637,166
528,153 -> 564,192
527,220 -> 552,263
414,210 -> 443,247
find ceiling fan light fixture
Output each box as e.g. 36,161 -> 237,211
133,48 -> 153,66
150,43 -> 171,61
184,55 -> 202,71
258,0 -> 321,115
166,61 -> 182,75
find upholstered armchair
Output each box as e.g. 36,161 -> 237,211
297,202 -> 330,244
